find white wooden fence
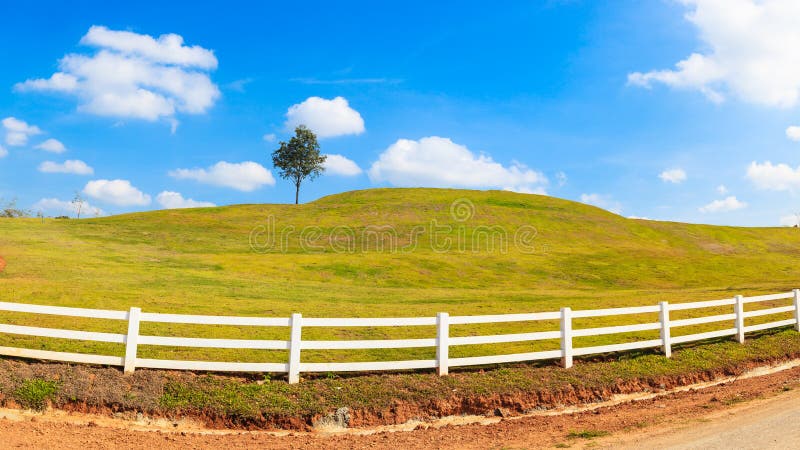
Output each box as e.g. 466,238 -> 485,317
0,290 -> 798,384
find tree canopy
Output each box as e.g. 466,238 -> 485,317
271,125 -> 326,204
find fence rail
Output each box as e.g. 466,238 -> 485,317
0,290 -> 799,383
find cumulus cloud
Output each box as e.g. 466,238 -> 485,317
80,26 -> 217,69
32,198 -> 105,217
18,73 -> 79,92
628,0 -> 800,108
579,193 -> 622,214
2,117 -> 42,146
285,96 -> 365,138
156,191 -> 215,209
746,161 -> 800,191
16,26 -> 219,124
323,154 -> 362,176
35,138 -> 67,153
83,179 -> 151,206
659,168 -> 687,184
262,133 -> 277,143
38,160 -> 94,175
717,184 -> 728,194
0,145 -> 7,158
169,161 -> 275,191
699,196 -> 747,213
368,137 -> 547,192
787,126 -> 800,142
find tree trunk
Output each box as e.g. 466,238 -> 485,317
295,182 -> 300,205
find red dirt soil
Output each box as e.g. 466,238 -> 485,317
0,255 -> 5,273
1,363 -> 800,449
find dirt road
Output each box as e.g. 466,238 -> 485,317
1,363 -> 800,449
596,386 -> 800,449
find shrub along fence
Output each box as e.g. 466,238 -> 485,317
0,290 -> 798,384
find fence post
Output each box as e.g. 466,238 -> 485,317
288,313 -> 302,384
794,289 -> 800,332
734,295 -> 745,343
659,301 -> 671,358
123,307 -> 141,374
560,307 -> 573,368
436,312 -> 449,376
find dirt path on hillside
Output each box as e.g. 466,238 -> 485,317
1,363 -> 800,449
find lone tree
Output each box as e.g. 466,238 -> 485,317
272,125 -> 326,204
72,191 -> 85,219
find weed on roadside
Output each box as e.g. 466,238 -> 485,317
14,379 -> 60,410
567,429 -> 610,440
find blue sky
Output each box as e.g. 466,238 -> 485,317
2,0 -> 800,226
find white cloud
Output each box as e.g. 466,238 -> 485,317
17,73 -> 78,92
225,78 -> 253,92
323,154 -> 362,176
717,184 -> 728,194
0,145 -> 7,158
2,117 -> 42,146
169,161 -> 275,192
628,0 -> 800,108
285,96 -> 365,138
156,191 -> 215,209
580,193 -> 622,214
787,126 -> 800,142
83,179 -> 151,206
35,138 -> 67,153
699,196 -> 747,213
368,137 -> 547,192
659,168 -> 687,184
504,185 -> 548,195
262,133 -> 277,143
38,160 -> 94,175
780,214 -> 800,227
80,26 -> 217,69
32,198 -> 105,217
16,26 -> 219,124
628,215 -> 653,220
746,161 -> 800,191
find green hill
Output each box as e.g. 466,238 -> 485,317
0,188 -> 798,362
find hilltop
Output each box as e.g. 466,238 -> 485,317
1,187 -> 800,362
1,188 -> 799,318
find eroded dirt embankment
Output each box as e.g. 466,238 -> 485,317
2,359 -> 800,449
0,350 -> 798,431
0,360 -> 733,430
343,362 -> 752,429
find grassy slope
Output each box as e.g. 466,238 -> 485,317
1,188 -> 799,363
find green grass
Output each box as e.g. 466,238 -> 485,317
0,188 -> 799,365
14,378 -> 60,410
567,430 -> 610,439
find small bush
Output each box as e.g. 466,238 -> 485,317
15,379 -> 60,410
